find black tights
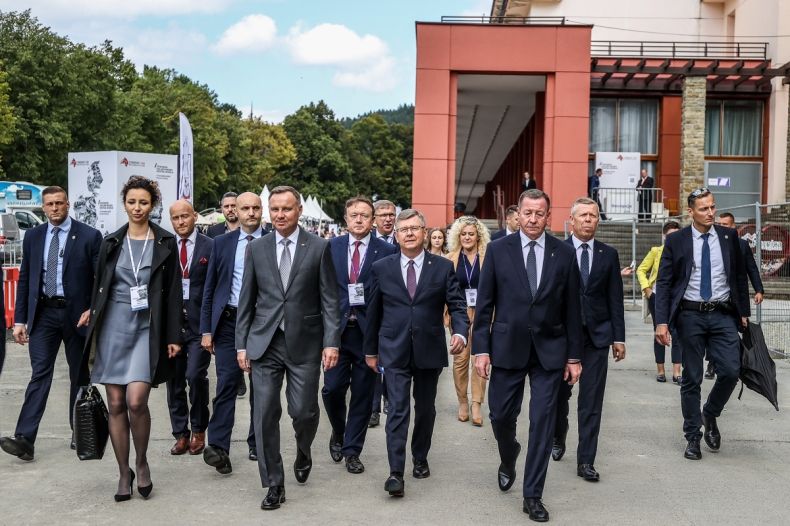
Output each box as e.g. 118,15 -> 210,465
106,382 -> 152,495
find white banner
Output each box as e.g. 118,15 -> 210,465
595,152 -> 641,220
178,112 -> 194,203
68,151 -> 178,236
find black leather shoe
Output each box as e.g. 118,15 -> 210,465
551,437 -> 566,462
412,459 -> 430,479
704,363 -> 715,380
703,414 -> 721,451
577,464 -> 600,482
684,439 -> 702,460
294,450 -> 312,483
368,412 -> 380,428
383,399 -> 390,415
261,486 -> 285,510
498,442 -> 521,491
203,445 -> 233,474
0,435 -> 34,461
329,433 -> 343,463
523,498 -> 549,522
345,455 -> 364,474
70,436 -> 76,450
385,473 -> 404,497
114,469 -> 135,503
248,447 -> 258,461
672,376 -> 682,386
237,376 -> 247,397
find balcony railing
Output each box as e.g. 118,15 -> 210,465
591,41 -> 768,60
440,15 -> 569,25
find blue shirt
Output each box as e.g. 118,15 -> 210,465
684,225 -> 729,302
42,217 -> 72,297
229,227 -> 263,307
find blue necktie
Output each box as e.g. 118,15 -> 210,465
700,233 -> 712,301
580,243 -> 590,287
45,227 -> 60,297
526,241 -> 537,296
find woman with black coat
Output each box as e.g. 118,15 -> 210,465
80,176 -> 182,502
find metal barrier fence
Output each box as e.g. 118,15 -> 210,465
595,187 -> 667,223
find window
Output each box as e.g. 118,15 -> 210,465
589,98 -> 658,154
15,211 -> 35,229
705,100 -> 763,157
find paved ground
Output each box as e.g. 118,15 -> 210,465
1,311 -> 788,525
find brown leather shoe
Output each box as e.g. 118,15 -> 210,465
171,434 -> 190,455
189,432 -> 206,455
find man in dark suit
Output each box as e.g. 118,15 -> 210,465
588,168 -> 607,221
323,196 -> 398,475
636,169 -> 654,223
364,209 -> 469,498
473,189 -> 583,522
521,171 -> 537,193
655,188 -> 749,461
368,198 -> 398,427
491,205 -> 520,241
236,185 -> 341,511
0,186 -> 102,461
200,192 -> 263,474
206,192 -> 240,239
166,200 -> 214,456
551,197 -> 625,483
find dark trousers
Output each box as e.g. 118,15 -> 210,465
321,324 -> 376,457
15,306 -> 88,442
372,372 -> 387,413
647,294 -> 682,364
489,352 -> 563,499
251,329 -> 321,488
383,365 -> 442,475
675,310 -> 741,441
555,332 -> 608,465
638,191 -> 651,222
206,314 -> 254,452
166,336 -> 212,437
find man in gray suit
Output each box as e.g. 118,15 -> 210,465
236,185 -> 341,511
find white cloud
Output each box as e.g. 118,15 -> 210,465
333,57 -> 397,92
122,26 -> 208,69
287,23 -> 389,66
3,0 -> 231,19
213,14 -> 277,55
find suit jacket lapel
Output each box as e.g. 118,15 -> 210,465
189,235 -> 206,275
715,225 -> 732,278
533,236 -> 556,302
358,238 -> 378,282
390,254 -> 410,300
413,251 -> 434,302
150,227 -> 170,272
683,227 -> 694,279
507,234 -> 532,299
61,222 -> 76,273
333,235 -> 349,285
263,233 -> 283,294
284,228 -> 309,293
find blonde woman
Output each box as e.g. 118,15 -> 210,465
446,216 -> 490,426
427,227 -> 447,256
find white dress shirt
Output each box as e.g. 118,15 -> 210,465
178,229 -> 198,276
684,225 -> 729,302
520,230 -> 546,287
377,230 -> 395,245
275,227 -> 301,267
42,216 -> 72,297
348,233 -> 371,277
571,235 -> 594,276
229,227 -> 263,307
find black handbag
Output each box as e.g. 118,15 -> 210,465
73,385 -> 110,460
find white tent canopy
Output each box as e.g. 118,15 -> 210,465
259,185 -> 271,222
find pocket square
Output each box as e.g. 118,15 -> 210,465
199,257 -> 208,265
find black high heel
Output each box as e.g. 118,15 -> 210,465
114,469 -> 135,502
138,465 -> 153,499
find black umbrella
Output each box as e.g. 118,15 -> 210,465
738,322 -> 779,411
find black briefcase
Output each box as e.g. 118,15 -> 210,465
73,385 -> 110,460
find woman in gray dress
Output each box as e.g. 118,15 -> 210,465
81,176 -> 182,502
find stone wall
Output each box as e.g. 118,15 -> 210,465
679,76 -> 707,215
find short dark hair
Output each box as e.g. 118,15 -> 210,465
42,186 -> 67,198
269,185 -> 301,204
505,205 -> 518,217
345,195 -> 374,214
718,212 -> 735,221
662,220 -> 681,234
595,168 -> 603,174
121,176 -> 160,206
687,187 -> 712,208
518,189 -> 551,209
219,192 -> 238,205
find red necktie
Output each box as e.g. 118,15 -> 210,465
180,238 -> 189,278
349,241 -> 361,284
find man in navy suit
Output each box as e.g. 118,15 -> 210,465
0,186 -> 102,461
323,196 -> 398,474
166,200 -> 214,456
491,205 -> 519,241
473,189 -> 582,522
206,192 -> 240,239
368,199 -> 399,427
365,209 -> 469,498
200,192 -> 262,474
655,188 -> 749,461
551,197 -> 625,483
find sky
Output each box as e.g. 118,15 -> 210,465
5,0 -> 493,122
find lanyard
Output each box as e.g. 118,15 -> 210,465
179,238 -> 194,277
126,228 -> 151,287
348,240 -> 367,271
462,253 -> 478,289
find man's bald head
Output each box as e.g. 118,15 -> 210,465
236,192 -> 263,233
170,199 -> 198,238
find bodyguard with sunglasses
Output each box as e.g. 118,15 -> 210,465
654,188 -> 749,461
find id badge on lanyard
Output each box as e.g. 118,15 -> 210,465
127,229 -> 151,311
348,283 -> 365,306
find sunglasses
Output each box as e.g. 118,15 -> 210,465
689,188 -> 710,198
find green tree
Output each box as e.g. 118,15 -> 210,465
0,64 -> 15,175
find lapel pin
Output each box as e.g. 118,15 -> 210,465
724,235 -> 728,239
72,235 -> 76,239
